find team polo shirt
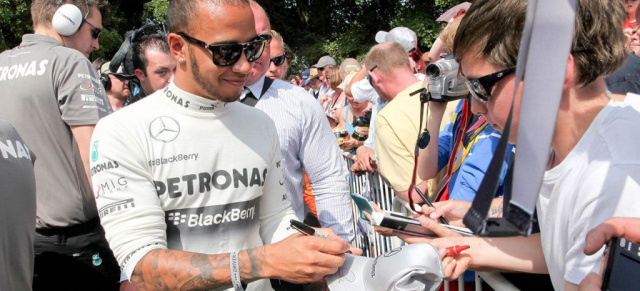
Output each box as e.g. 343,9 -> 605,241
0,120 -> 36,291
0,34 -> 111,228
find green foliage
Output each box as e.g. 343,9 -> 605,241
92,28 -> 123,61
0,0 -> 32,51
0,0 -> 471,70
93,1 -> 130,61
142,0 -> 169,21
392,8 -> 443,51
322,21 -> 373,63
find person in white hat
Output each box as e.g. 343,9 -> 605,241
376,27 -> 427,74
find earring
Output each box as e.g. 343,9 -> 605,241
179,57 -> 184,63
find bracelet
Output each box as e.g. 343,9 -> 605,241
230,251 -> 244,291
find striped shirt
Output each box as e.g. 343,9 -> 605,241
242,76 -> 355,242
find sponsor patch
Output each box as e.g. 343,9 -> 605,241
90,140 -> 99,162
148,153 -> 198,167
149,116 -> 180,143
94,177 -> 128,198
154,167 -> 267,198
91,160 -> 119,176
0,139 -> 31,160
98,198 -> 135,218
164,198 -> 261,250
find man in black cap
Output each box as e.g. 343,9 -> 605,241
96,60 -> 135,111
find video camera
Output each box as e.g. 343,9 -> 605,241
353,111 -> 372,128
109,19 -> 168,104
110,19 -> 167,75
422,55 -> 468,102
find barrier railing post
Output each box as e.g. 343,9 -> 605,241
343,155 -> 520,291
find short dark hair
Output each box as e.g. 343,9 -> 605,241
31,0 -> 108,29
453,0 -> 627,87
133,37 -> 170,75
167,0 -> 249,33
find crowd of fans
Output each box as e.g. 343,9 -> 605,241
2,0 -> 640,290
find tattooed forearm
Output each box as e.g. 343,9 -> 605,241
181,254 -> 226,290
489,202 -> 504,218
241,247 -> 268,279
131,249 -> 263,291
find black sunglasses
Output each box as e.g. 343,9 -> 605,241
83,19 -> 102,39
465,67 -> 516,103
259,34 -> 273,44
177,32 -> 267,67
270,54 -> 286,66
367,65 -> 377,87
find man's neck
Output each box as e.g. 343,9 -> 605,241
108,95 -> 127,112
385,70 -> 420,101
33,26 -> 64,44
550,79 -> 610,168
246,74 -> 265,87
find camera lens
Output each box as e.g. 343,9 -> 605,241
426,63 -> 442,78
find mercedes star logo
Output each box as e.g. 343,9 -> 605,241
149,116 -> 181,143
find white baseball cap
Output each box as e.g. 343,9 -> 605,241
326,243 -> 444,291
375,27 -> 418,53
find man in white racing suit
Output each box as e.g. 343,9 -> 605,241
90,1 -> 352,290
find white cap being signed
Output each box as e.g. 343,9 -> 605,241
326,243 -> 444,291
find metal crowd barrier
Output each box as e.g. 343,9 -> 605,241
344,156 -> 519,291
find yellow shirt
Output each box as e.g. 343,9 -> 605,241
375,81 -> 426,191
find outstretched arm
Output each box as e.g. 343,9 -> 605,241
131,233 -> 349,290
417,101 -> 448,181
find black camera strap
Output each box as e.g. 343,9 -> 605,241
462,0 -> 576,237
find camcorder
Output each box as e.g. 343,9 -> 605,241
601,237 -> 640,291
423,55 -> 469,103
109,19 -> 168,104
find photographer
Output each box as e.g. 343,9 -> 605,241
364,41 -> 429,203
109,20 -> 175,104
399,1 -> 640,290
417,17 -> 513,204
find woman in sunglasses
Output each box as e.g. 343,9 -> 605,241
322,66 -> 346,128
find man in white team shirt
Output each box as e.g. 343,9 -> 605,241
90,1 -> 353,290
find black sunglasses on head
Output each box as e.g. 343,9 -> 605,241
465,67 -> 516,103
177,32 -> 268,67
83,19 -> 102,39
270,54 -> 286,66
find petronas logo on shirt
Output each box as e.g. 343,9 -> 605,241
91,141 -> 99,162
